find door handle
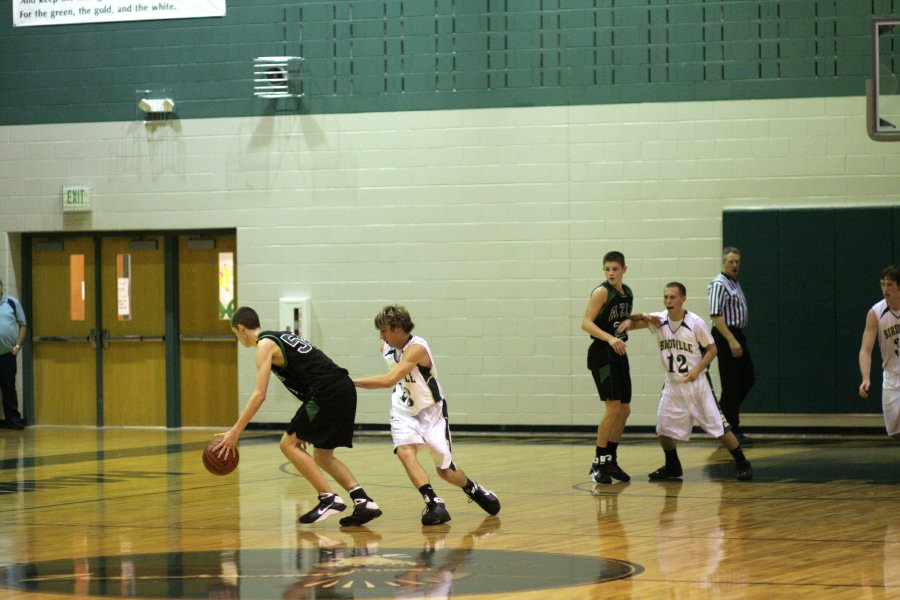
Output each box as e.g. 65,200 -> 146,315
102,329 -> 165,346
179,334 -> 235,342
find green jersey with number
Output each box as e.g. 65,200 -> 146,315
592,281 -> 633,342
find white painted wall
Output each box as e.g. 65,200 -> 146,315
1,97 -> 897,428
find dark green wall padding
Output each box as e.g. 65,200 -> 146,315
723,207 -> 899,417
1,0 -> 897,125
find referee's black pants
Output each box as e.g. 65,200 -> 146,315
0,352 -> 21,423
712,328 -> 755,435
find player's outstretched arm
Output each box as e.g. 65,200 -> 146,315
353,345 -> 427,389
616,317 -> 635,333
626,313 -> 663,331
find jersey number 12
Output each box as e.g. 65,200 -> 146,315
666,353 -> 688,374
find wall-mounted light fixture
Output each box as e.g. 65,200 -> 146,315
136,89 -> 176,123
138,97 -> 175,113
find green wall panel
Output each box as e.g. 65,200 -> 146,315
834,208 -> 893,416
0,0 -> 889,124
778,210 -> 836,413
726,207 -> 899,417
724,210 -> 780,416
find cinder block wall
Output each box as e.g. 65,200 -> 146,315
2,97 -> 898,427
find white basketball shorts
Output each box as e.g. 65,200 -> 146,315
883,383 -> 900,437
390,401 -> 453,469
655,377 -> 727,441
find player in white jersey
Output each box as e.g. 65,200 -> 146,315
385,334 -> 444,418
353,305 -> 501,525
630,282 -> 752,481
858,266 -> 900,440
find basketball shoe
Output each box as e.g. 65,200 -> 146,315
648,464 -> 683,480
299,493 -> 347,524
421,497 -> 451,526
608,461 -> 631,482
736,461 -> 753,482
339,498 -> 383,527
463,481 -> 501,515
589,457 -> 612,484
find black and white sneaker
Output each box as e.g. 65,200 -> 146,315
421,498 -> 451,526
339,499 -> 383,527
589,457 -> 612,484
608,462 -> 631,482
648,464 -> 683,481
736,461 -> 753,482
299,493 -> 347,524
464,482 -> 501,515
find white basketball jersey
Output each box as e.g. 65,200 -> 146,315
383,335 -> 445,416
649,310 -> 715,381
874,300 -> 900,383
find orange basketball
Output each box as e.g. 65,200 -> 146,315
202,440 -> 239,476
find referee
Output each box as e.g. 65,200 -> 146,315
708,247 -> 755,442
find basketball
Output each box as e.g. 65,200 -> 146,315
202,440 -> 239,476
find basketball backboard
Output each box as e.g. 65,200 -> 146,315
868,18 -> 900,141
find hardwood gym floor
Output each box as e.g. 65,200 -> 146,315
0,428 -> 896,599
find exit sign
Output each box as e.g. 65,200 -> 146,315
62,185 -> 92,213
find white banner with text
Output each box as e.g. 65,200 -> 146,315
14,0 -> 225,27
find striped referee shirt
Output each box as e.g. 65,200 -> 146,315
708,273 -> 749,329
